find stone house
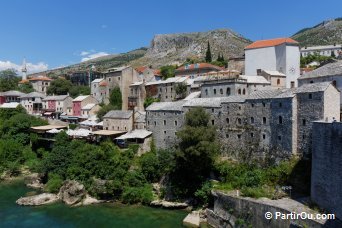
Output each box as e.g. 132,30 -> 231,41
0,90 -> 25,104
257,70 -> 286,89
81,103 -> 100,118
135,66 -> 162,82
146,100 -> 185,149
42,95 -> 73,118
72,95 -> 98,116
19,92 -> 45,115
103,110 -> 133,131
91,78 -> 108,103
175,63 -> 222,78
301,44 -> 342,57
28,76 -> 52,95
298,60 -> 342,119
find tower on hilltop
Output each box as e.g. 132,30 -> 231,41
21,58 -> 27,81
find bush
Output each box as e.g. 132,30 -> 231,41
194,181 -> 213,205
121,184 -> 153,204
45,173 -> 63,193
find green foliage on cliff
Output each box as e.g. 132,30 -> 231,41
171,107 -> 219,198
0,69 -> 20,92
47,78 -> 72,95
160,65 -> 177,79
109,86 -> 122,109
144,97 -> 160,108
300,53 -> 334,68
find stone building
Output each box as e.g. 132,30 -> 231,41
81,103 -> 100,118
301,44 -> 342,57
0,90 -> 25,104
146,82 -> 340,158
103,110 -> 133,131
146,100 -> 185,149
199,75 -> 271,98
102,66 -> 139,110
91,78 -> 108,103
245,38 -> 300,88
298,60 -> 342,119
19,92 -> 45,115
68,70 -> 102,86
42,95 -> 73,118
257,70 -> 286,89
72,95 -> 98,116
135,66 -> 162,82
311,121 -> 342,220
175,63 -> 222,78
28,76 -> 52,95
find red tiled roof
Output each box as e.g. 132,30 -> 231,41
176,63 -> 222,71
29,76 -> 52,81
99,81 -> 108,87
18,79 -> 29,84
245,38 -> 298,50
153,69 -> 161,76
135,66 -> 147,74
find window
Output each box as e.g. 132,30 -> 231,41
220,88 -> 223,95
211,120 -> 215,125
251,103 -> 254,108
238,89 -> 241,95
278,135 -> 282,141
302,119 -> 306,126
212,108 -> 214,113
262,134 -> 266,140
238,106 -> 241,110
308,93 -> 312,99
250,117 -> 254,124
279,116 -> 283,124
237,134 -> 241,139
175,121 -> 177,126
226,134 -> 229,138
154,121 -> 156,126
279,102 -> 282,107
226,118 -> 229,123
163,120 -> 166,125
250,133 -> 254,138
310,81 -> 314,84
277,79 -> 280,85
242,89 -> 246,95
262,102 -> 266,107
118,77 -> 121,80
164,131 -> 166,134
291,81 -> 295,88
237,118 -> 242,125
333,80 -> 337,87
205,89 -> 208,96
263,117 -> 266,124
226,88 -> 231,96
214,89 -> 217,95
147,121 -> 150,125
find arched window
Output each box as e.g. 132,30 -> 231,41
226,118 -> 229,123
238,89 -> 241,95
242,89 -> 246,95
226,88 -> 231,96
214,89 -> 217,95
220,88 -> 223,95
237,118 -> 242,125
279,116 -> 283,124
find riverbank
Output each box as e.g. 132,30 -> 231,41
0,180 -> 188,227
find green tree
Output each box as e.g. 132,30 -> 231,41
175,82 -> 188,99
109,87 -> 122,109
205,41 -> 212,63
18,82 -> 34,93
69,85 -> 91,98
171,107 -> 219,197
144,97 -> 160,108
0,69 -> 20,92
47,78 -> 72,95
160,65 -> 177,80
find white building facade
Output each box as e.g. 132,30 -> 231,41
245,38 -> 300,88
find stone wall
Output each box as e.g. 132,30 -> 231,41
207,191 -> 341,228
311,121 -> 342,220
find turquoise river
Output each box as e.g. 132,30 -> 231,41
0,179 -> 188,227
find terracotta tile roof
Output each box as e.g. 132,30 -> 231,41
99,81 -> 108,87
135,66 -> 147,74
245,38 -> 298,50
18,79 -> 29,84
29,76 -> 52,81
176,63 -> 222,71
153,69 -> 161,76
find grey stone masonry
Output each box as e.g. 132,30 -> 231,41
145,82 -> 340,159
311,121 -> 342,220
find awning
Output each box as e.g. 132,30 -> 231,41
116,129 -> 152,140
31,125 -> 67,132
91,130 -> 125,136
43,112 -> 52,115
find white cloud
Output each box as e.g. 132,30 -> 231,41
80,51 -> 90,56
0,60 -> 48,74
81,52 -> 109,62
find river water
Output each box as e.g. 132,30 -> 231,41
0,179 -> 187,227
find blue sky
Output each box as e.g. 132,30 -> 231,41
0,0 -> 341,72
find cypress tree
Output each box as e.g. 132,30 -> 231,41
205,41 -> 212,63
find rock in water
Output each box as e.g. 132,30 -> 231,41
58,180 -> 86,205
150,200 -> 188,209
16,193 -> 59,206
24,173 -> 44,189
183,211 -> 201,227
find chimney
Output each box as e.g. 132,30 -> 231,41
256,69 -> 262,76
